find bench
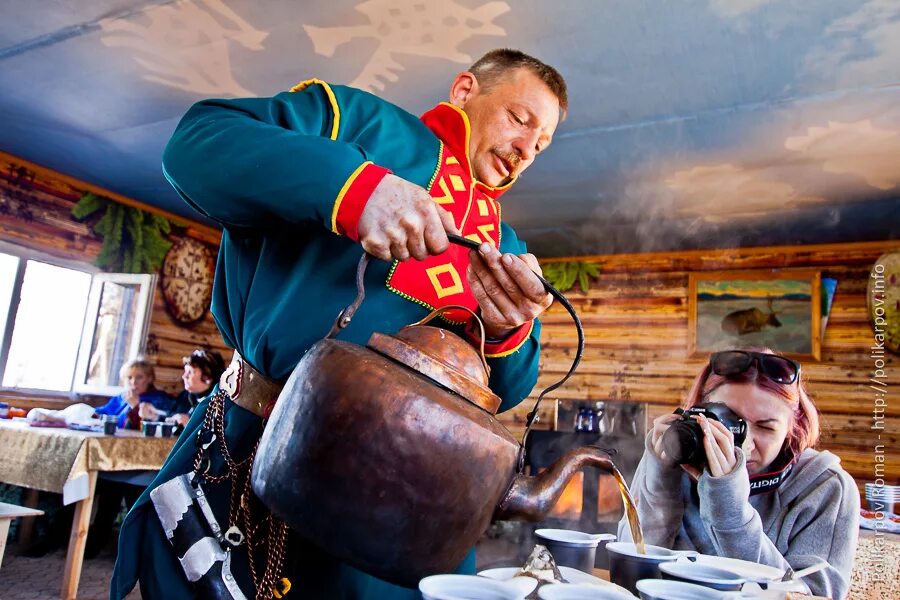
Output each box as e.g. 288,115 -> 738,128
0,502 -> 44,569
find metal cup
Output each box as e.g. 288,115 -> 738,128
101,414 -> 118,435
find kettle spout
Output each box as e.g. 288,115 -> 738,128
495,445 -> 616,521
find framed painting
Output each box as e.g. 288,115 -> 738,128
688,269 -> 822,360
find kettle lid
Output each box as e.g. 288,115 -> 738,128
368,325 -> 502,414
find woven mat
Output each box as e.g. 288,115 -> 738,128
848,533 -> 899,599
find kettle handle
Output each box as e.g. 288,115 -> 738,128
408,305 -> 490,378
444,235 -> 585,472
326,253 -> 371,339
324,254 -> 491,377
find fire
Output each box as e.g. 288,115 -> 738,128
597,474 -> 624,518
550,471 -> 583,518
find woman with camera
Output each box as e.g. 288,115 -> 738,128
618,348 -> 859,598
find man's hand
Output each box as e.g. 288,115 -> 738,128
466,243 -> 552,339
357,174 -> 460,261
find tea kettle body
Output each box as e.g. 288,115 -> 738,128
251,248 -> 611,587
251,332 -> 520,586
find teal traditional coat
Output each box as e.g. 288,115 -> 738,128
112,80 -> 542,600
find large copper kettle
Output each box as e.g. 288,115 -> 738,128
251,237 -> 616,586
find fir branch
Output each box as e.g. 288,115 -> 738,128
72,193 -> 108,219
541,260 -> 602,293
72,193 -> 173,273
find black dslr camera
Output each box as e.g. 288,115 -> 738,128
661,403 -> 747,470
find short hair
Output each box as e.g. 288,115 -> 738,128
120,357 -> 155,384
683,347 -> 820,457
183,349 -> 226,384
469,48 -> 568,119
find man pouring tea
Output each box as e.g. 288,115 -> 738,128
112,48 -> 566,599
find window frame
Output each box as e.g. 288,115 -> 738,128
0,240 -> 155,399
72,272 -> 156,396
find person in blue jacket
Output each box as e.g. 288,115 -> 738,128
94,357 -> 174,429
113,48 -> 567,599
87,357 -> 173,557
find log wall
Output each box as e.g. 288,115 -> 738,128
497,241 -> 900,497
3,151 -> 896,496
0,152 -> 228,403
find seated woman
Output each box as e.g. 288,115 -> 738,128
619,348 -> 859,598
94,357 -> 173,429
166,349 -> 226,428
86,358 -> 174,556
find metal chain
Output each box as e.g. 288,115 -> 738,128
193,390 -> 289,598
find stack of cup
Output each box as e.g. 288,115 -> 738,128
865,483 -> 898,514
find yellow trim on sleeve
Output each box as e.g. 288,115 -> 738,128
331,161 -> 373,234
484,320 -> 535,359
290,78 -> 341,140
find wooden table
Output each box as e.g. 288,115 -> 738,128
0,419 -> 176,599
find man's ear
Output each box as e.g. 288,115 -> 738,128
449,72 -> 479,108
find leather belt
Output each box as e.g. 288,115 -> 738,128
218,351 -> 284,418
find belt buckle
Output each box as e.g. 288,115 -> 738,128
220,356 -> 244,399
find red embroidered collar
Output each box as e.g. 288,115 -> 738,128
420,102 -> 515,200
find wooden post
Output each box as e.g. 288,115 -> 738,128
61,471 -> 98,600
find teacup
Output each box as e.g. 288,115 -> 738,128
659,561 -> 745,591
419,574 -> 527,600
605,542 -> 697,594
538,583 -> 635,600
535,529 -> 616,573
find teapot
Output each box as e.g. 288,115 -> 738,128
251,237 -> 616,586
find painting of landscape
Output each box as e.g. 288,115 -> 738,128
689,271 -> 822,359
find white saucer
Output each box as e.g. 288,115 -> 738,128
478,567 -> 636,597
687,555 -> 810,594
689,555 -> 783,581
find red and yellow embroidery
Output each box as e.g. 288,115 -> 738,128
386,103 -> 510,324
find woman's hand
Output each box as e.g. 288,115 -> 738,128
123,389 -> 138,408
138,402 -> 160,421
649,413 -> 682,465
166,413 -> 190,427
695,414 -> 738,478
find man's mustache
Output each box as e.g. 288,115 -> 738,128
494,149 -> 522,172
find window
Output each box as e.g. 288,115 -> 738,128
0,243 -> 155,397
73,274 -> 155,396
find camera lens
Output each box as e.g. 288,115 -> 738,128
661,420 -> 704,465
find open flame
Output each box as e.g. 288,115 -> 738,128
597,474 -> 624,518
550,471 -> 583,519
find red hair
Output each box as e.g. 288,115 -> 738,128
683,348 -> 820,456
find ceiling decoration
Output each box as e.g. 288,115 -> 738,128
304,0 -> 510,92
0,0 -> 897,257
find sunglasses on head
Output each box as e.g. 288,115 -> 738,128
709,350 -> 801,385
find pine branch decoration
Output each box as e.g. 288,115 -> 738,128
541,261 -> 601,293
72,193 -> 172,273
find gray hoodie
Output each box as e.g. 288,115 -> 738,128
618,435 -> 860,599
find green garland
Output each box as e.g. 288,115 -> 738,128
72,193 -> 172,273
541,261 -> 601,293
